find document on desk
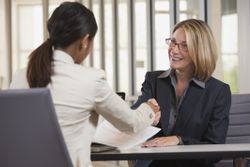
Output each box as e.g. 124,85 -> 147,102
92,120 -> 161,149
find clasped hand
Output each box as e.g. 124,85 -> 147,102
146,98 -> 161,126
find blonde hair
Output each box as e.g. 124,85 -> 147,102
173,19 -> 218,81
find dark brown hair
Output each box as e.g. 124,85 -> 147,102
27,2 -> 98,87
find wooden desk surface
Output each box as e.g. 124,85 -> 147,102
91,143 -> 250,161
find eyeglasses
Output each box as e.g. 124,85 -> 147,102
165,38 -> 188,52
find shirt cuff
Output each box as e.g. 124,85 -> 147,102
177,136 -> 183,145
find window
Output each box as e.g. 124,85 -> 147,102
11,0 -> 43,74
154,0 -> 171,71
221,0 -> 238,93
134,0 -> 148,95
104,0 -> 115,89
3,0 -> 248,94
118,0 -> 130,93
92,0 -> 101,69
177,0 -> 200,21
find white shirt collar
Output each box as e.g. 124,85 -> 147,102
53,50 -> 75,64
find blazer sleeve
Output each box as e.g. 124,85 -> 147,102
204,83 -> 231,144
179,83 -> 231,165
131,72 -> 155,109
93,70 -> 155,133
181,84 -> 231,145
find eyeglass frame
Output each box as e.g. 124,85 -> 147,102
165,38 -> 188,52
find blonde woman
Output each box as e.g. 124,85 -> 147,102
132,19 -> 231,167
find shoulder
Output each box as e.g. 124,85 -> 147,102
83,67 -> 106,84
146,70 -> 165,76
79,66 -> 105,78
77,66 -> 107,86
145,70 -> 166,80
62,65 -> 106,81
75,67 -> 107,92
205,77 -> 231,97
206,77 -> 230,89
143,70 -> 171,85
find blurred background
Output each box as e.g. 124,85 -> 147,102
1,0 -> 250,100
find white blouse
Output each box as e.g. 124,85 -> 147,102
10,50 -> 155,167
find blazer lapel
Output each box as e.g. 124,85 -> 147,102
156,77 -> 173,134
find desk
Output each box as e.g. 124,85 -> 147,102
91,143 -> 250,161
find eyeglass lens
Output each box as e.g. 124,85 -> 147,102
165,38 -> 187,51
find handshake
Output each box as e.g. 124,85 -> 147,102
147,98 -> 161,126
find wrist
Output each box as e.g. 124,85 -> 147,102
152,111 -> 161,126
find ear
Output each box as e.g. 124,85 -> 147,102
80,34 -> 90,49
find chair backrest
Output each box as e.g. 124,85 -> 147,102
226,93 -> 250,143
0,88 -> 73,167
216,93 -> 250,167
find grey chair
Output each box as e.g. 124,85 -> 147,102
0,88 -> 73,167
216,93 -> 250,167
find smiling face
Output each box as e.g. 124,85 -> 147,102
168,28 -> 194,73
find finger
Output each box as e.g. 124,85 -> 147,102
148,98 -> 159,106
148,138 -> 161,146
142,142 -> 156,147
142,138 -> 158,147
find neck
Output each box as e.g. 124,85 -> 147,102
57,41 -> 81,64
175,67 -> 194,82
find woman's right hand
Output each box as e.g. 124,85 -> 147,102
147,98 -> 161,126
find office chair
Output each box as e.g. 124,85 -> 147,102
0,88 -> 73,167
216,93 -> 250,167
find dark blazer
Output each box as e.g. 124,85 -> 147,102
132,70 -> 232,167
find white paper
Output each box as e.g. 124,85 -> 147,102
92,120 -> 161,149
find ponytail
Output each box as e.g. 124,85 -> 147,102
27,39 -> 53,88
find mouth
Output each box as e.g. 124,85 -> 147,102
170,55 -> 183,61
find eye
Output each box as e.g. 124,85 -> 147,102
170,39 -> 176,43
181,43 -> 187,47
179,43 -> 188,51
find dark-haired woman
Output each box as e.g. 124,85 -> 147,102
9,2 -> 160,167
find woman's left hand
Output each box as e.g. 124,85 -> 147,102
141,136 -> 179,147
